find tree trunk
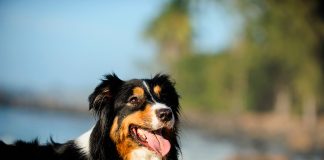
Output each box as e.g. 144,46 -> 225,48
274,87 -> 291,118
302,95 -> 317,129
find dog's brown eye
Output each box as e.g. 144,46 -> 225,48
129,96 -> 139,104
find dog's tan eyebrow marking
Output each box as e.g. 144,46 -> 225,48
132,87 -> 144,97
142,81 -> 156,102
153,85 -> 161,96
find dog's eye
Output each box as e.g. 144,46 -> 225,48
129,96 -> 140,104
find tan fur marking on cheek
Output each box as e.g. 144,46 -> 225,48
124,104 -> 153,128
121,104 -> 153,132
115,105 -> 153,158
153,85 -> 161,96
133,87 -> 144,97
109,117 -> 119,142
139,104 -> 153,122
116,138 -> 138,160
116,113 -> 146,159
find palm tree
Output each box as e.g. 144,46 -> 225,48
145,0 -> 192,62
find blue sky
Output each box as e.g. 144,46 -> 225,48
0,0 -> 240,93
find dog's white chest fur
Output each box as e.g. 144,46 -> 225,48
75,127 -> 93,157
130,147 -> 162,160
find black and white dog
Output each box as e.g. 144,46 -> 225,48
0,74 -> 181,160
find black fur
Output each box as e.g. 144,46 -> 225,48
0,139 -> 86,160
0,73 -> 181,160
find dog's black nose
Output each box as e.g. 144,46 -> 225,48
156,108 -> 173,122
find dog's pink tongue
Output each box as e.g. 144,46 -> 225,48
138,129 -> 171,157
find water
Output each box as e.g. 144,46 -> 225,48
0,106 -> 236,160
0,106 -> 95,143
180,129 -> 236,160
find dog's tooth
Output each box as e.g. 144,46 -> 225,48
142,134 -> 147,140
137,128 -> 143,135
138,134 -> 147,141
136,129 -> 147,141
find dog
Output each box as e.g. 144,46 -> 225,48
0,74 -> 181,160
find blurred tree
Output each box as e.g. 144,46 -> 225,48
146,0 -> 324,124
144,0 -> 192,63
235,0 -> 323,126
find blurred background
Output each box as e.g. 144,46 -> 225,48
0,0 -> 323,159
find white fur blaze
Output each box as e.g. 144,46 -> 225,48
151,103 -> 175,130
75,127 -> 93,157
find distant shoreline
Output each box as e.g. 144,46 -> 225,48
181,108 -> 324,158
0,104 -> 90,115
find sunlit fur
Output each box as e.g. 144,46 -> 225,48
0,74 -> 181,160
109,104 -> 153,159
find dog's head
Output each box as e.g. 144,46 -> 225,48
88,74 -> 180,160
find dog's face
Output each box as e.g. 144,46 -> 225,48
89,74 -> 180,160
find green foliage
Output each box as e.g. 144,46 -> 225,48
145,0 -> 192,61
237,0 -> 323,114
173,53 -> 243,112
146,0 -> 324,115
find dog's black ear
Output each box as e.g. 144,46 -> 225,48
89,73 -> 123,114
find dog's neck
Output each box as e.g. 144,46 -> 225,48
130,147 -> 163,160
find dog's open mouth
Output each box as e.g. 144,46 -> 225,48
130,125 -> 171,157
